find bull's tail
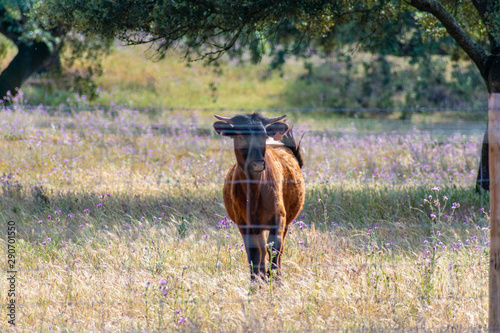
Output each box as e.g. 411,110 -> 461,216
282,129 -> 304,168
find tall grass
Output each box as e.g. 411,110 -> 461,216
0,107 -> 489,331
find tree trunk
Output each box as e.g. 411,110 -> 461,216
477,123 -> 490,192
476,55 -> 500,192
0,40 -> 56,101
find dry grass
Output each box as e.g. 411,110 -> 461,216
0,107 -> 490,332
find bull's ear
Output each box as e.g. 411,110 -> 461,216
213,121 -> 235,136
266,122 -> 289,140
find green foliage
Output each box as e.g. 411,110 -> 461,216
1,1 -> 60,48
279,52 -> 486,111
38,0 -> 497,65
0,35 -> 12,60
39,0 -> 395,61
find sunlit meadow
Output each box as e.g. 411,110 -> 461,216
0,106 -> 491,331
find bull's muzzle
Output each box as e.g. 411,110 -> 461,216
249,161 -> 265,172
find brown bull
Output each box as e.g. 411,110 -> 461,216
213,113 -> 305,280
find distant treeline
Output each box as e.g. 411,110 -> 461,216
278,53 -> 486,113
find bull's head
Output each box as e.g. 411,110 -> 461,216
213,113 -> 290,175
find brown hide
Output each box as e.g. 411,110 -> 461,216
222,144 -> 305,278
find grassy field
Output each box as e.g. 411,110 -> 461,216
0,107 -> 490,331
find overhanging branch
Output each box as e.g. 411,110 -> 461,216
410,0 -> 489,76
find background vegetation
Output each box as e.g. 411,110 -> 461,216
0,38 -> 487,115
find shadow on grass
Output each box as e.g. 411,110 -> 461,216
0,182 -> 489,244
0,186 -> 224,241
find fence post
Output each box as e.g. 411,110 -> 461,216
490,93 -> 500,332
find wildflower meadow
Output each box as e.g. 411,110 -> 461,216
0,105 -> 491,331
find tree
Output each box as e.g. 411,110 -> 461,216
0,1 -> 62,101
0,1 -> 112,103
406,0 -> 498,192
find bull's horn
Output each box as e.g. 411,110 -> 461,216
266,114 -> 287,124
214,114 -> 234,124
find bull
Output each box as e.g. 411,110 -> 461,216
213,113 -> 305,280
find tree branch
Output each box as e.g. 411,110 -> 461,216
410,0 -> 489,75
471,0 -> 489,18
471,0 -> 500,54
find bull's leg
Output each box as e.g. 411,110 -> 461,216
267,221 -> 286,278
239,226 -> 267,280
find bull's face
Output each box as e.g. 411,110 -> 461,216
213,113 -> 289,175
232,124 -> 268,174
